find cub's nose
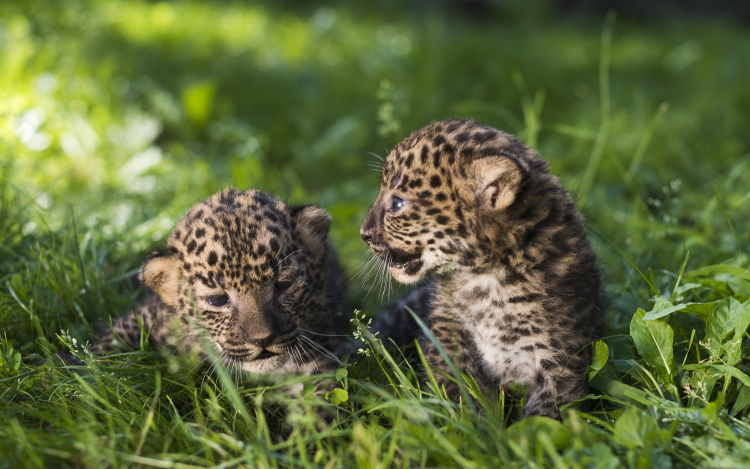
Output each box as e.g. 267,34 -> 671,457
361,228 -> 373,244
360,205 -> 380,244
247,332 -> 276,349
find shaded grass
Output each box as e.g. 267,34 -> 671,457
2,0 -> 750,467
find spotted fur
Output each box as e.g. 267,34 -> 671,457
362,119 -> 604,419
96,188 -> 347,376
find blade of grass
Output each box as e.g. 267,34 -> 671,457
579,11 -> 616,201
586,225 -> 659,296
715,181 -> 744,266
405,306 -> 477,417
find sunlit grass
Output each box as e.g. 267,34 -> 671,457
2,0 -> 750,467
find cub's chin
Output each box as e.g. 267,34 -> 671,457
389,257 -> 425,284
239,353 -> 288,373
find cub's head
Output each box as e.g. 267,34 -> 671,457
361,119 -> 542,284
141,188 -> 332,373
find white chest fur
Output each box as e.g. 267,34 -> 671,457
447,272 -> 552,386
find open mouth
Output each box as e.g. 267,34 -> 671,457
256,350 -> 280,360
391,258 -> 415,270
371,246 -> 423,274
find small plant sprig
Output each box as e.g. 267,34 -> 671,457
56,329 -> 94,364
350,309 -> 380,357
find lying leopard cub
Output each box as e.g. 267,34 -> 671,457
362,119 -> 604,419
95,188 -> 346,376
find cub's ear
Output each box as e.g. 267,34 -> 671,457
139,250 -> 180,307
291,205 -> 332,257
470,156 -> 523,211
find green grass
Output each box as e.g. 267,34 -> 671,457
2,0 -> 750,467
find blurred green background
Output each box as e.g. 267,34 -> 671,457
3,2 -> 750,467
1,0 -> 748,340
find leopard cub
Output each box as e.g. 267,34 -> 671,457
362,119 -> 604,419
96,188 -> 346,376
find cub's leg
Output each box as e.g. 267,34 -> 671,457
92,294 -> 176,353
420,313 -> 494,402
371,280 -> 435,349
524,353 -> 589,419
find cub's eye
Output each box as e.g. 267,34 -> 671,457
391,196 -> 406,212
206,294 -> 229,307
274,280 -> 293,293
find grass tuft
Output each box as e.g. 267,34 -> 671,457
2,0 -> 750,467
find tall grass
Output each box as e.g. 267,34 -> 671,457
2,0 -> 750,467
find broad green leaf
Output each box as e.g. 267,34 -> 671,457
680,301 -> 721,319
630,309 -> 674,378
586,340 -> 609,380
330,388 -> 348,405
335,366 -> 348,382
720,330 -> 743,366
612,408 -> 657,449
704,298 -> 750,360
731,385 -> 750,416
728,275 -> 750,295
642,296 -> 687,320
642,296 -> 724,321
724,298 -> 750,332
710,364 -> 750,387
688,264 -> 750,278
507,416 -> 571,450
674,282 -> 702,296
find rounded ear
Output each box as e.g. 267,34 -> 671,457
470,156 -> 523,211
139,250 -> 180,307
291,205 -> 332,257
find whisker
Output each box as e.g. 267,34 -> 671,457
356,253 -> 381,288
292,342 -> 303,371
294,343 -> 306,372
365,151 -> 384,162
201,352 -> 224,392
188,345 -> 220,376
299,328 -> 350,338
275,249 -> 302,268
363,253 -> 385,300
300,334 -> 340,364
273,233 -> 293,260
377,252 -> 390,303
298,340 -> 319,374
362,251 -> 384,289
232,357 -> 238,387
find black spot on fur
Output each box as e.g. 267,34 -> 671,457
420,145 -> 429,164
207,251 -> 218,266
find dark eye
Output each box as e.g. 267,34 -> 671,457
391,196 -> 406,212
206,294 -> 229,307
275,280 -> 293,293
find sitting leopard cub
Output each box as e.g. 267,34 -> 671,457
95,188 -> 346,376
362,119 -> 604,419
